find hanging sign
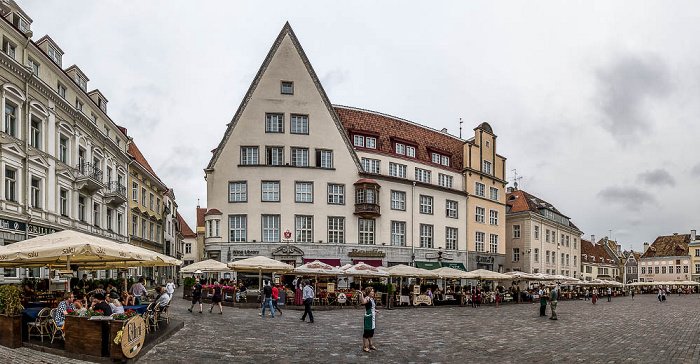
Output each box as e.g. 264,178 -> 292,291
121,315 -> 146,358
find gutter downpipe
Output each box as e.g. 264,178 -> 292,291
411,181 -> 415,267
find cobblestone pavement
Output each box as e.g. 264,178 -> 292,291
3,291 -> 700,363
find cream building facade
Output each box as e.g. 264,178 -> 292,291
688,230 -> 700,282
638,233 -> 692,283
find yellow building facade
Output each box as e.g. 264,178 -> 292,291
127,141 -> 166,255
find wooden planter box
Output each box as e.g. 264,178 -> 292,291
64,316 -> 106,357
0,314 -> 22,348
109,320 -> 126,361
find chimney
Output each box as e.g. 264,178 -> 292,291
643,242 -> 649,253
692,230 -> 697,241
591,235 -> 595,245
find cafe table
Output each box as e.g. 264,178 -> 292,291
25,302 -> 49,309
21,307 -> 43,320
123,304 -> 149,314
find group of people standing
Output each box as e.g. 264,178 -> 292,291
538,285 -> 559,320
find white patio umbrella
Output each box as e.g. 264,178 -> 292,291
181,259 -> 231,273
293,260 -> 345,294
385,264 -> 438,278
463,269 -> 510,281
227,256 -> 294,290
433,266 -> 469,279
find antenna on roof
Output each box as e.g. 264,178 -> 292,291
511,169 -> 522,190
459,118 -> 463,139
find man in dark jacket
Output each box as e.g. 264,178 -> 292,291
260,281 -> 275,318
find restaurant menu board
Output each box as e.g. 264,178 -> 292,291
413,285 -> 420,295
121,315 -> 146,358
327,283 -> 335,293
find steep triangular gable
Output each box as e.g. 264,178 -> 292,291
206,22 -> 361,171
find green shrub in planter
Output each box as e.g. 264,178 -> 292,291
183,277 -> 195,287
0,285 -> 21,315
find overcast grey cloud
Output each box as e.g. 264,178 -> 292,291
20,0 -> 700,251
637,169 -> 676,187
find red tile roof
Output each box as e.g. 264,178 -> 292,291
196,207 -> 207,228
205,209 -> 222,215
640,234 -> 690,259
334,106 -> 464,171
177,212 -> 196,238
580,239 -> 617,266
128,141 -> 161,183
506,190 -> 579,231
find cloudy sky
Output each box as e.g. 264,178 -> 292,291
23,1 -> 700,251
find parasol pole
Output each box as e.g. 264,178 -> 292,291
66,255 -> 71,293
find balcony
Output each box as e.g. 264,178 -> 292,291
75,162 -> 104,193
354,178 -> 381,218
104,181 -> 127,206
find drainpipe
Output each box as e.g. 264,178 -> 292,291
411,181 -> 415,266
21,32 -> 32,281
463,172 -> 468,271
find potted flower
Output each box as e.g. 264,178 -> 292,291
65,309 -> 107,357
0,285 -> 22,348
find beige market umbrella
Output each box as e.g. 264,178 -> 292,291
463,269 -> 510,281
432,266 -> 469,279
293,260 -> 345,276
227,256 -> 294,291
343,262 -> 389,277
386,264 -> 438,278
181,259 -> 231,273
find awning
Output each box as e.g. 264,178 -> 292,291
441,262 -> 466,271
303,258 -> 341,267
414,261 -> 441,270
352,259 -> 383,267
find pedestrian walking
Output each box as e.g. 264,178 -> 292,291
295,277 -> 303,306
360,286 -> 378,353
271,282 -> 282,315
470,288 -> 477,308
607,287 -> 612,302
591,288 -> 598,304
662,288 -> 667,302
584,289 -> 589,301
631,289 -> 635,300
494,290 -> 500,308
300,280 -> 314,323
549,285 -> 559,320
188,279 -> 203,313
260,281 -> 275,318
210,281 -> 223,314
475,288 -> 482,308
166,279 -> 176,300
538,285 -> 548,317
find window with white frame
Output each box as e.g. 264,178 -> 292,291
406,146 -> 416,157
266,146 -> 284,165
441,155 -> 450,166
513,248 -> 520,262
30,177 -> 41,208
106,208 -> 113,230
48,45 -> 61,65
265,113 -> 284,133
534,225 -> 539,239
573,238 -> 577,248
291,115 -> 309,134
327,184 -> 344,205
419,195 -> 433,214
59,136 -> 69,164
483,160 -> 492,175
513,225 -> 521,238
93,202 -> 101,227
78,195 -> 86,221
438,174 -> 453,188
3,38 -> 16,59
327,217 -> 345,243
185,243 -> 192,254
489,187 -> 498,201
295,215 -> 313,242
131,215 -> 138,235
295,182 -> 313,203
281,81 -> 293,94
149,193 -> 154,211
561,253 -> 565,265
475,232 -> 485,252
389,163 -> 407,178
229,181 -> 247,202
390,190 -> 406,211
358,219 -> 375,245
75,74 -> 87,91
446,200 -> 458,218
432,153 -> 441,164
573,255 -> 577,266
57,82 -> 66,99
131,182 -> 138,202
566,254 -> 570,266
316,150 -> 333,168
4,102 -> 17,137
229,215 -> 247,242
475,206 -> 485,223
28,57 -> 39,76
361,158 -> 380,174
415,168 -> 431,183
489,234 -> 498,253
59,188 -> 68,216
353,135 -> 364,147
291,148 -> 309,167
545,229 -> 550,243
446,227 -> 457,250
395,143 -> 405,155
366,137 -> 376,149
391,221 -> 406,246
534,248 -> 539,262
262,215 -> 280,242
475,182 -> 485,197
420,224 -> 434,248
240,147 -> 259,165
262,181 -> 280,202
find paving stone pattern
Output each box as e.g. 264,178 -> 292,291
3,291 -> 700,363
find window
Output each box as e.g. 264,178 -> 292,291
483,160 -> 492,175
420,224 -> 434,248
241,147 -> 259,165
132,182 -> 138,202
76,99 -> 83,111
662,266 -> 666,274
389,163 -> 407,178
390,190 -> 406,211
489,234 -> 498,253
150,221 -> 157,241
4,102 -> 17,137
353,135 -> 364,147
149,193 -> 154,211
446,200 -> 458,218
327,184 -> 344,205
566,236 -> 570,247
316,150 -> 333,168
78,195 -> 86,221
438,174 -> 453,188
574,238 -> 577,249
140,187 -> 146,205
3,38 -> 16,59
361,158 -> 380,174
229,181 -> 247,202
262,215 -> 280,242
48,45 -> 61,66
291,148 -> 309,167
28,57 -> 39,76
561,253 -> 565,265
93,203 -> 100,227
419,195 -> 433,214
132,215 -> 138,235
441,155 -> 450,166
406,146 -> 416,157
295,182 -> 313,203
327,217 -> 345,244
265,113 -> 284,133
355,188 -> 377,204
57,83 -> 66,99
59,189 -> 68,216
475,206 -> 485,223
117,213 -> 123,235
265,146 -> 284,166
91,113 -> 98,124
262,181 -> 280,202
586,265 -> 592,273
446,227 -> 457,250
207,220 -> 212,237
391,221 -> 406,246
366,137 -> 376,149
475,232 -> 485,252
546,251 -> 551,264
513,248 -> 520,262
489,210 -> 499,225
551,231 -> 556,243
534,226 -> 539,240
358,219 -> 375,245
654,267 -> 659,274
229,215 -> 247,242
432,153 -> 441,164
75,74 -> 87,91
98,98 -> 107,113
489,187 -> 498,201
474,182 -> 485,197
185,243 -> 192,254
30,177 -> 41,208
684,266 -> 689,274
59,136 -> 68,164
281,81 -> 293,94
561,234 -> 565,246
696,264 -> 700,274
295,215 -> 313,242
395,143 -> 405,155
2,168 -> 14,203
534,248 -> 539,263
415,168 -> 431,183
156,198 -> 161,213
513,225 -> 521,238
291,115 -> 309,134
545,229 -> 550,243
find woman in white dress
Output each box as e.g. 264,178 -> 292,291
360,287 -> 378,353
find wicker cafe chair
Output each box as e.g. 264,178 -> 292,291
156,303 -> 170,325
48,311 -> 65,344
141,302 -> 158,333
27,307 -> 51,342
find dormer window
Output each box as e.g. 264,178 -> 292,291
406,146 -> 415,157
395,143 -> 405,155
98,98 -> 107,113
47,45 -> 61,66
14,16 -> 29,33
75,74 -> 87,91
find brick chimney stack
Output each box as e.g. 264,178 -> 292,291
643,242 -> 649,253
692,229 -> 697,241
591,235 -> 595,245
